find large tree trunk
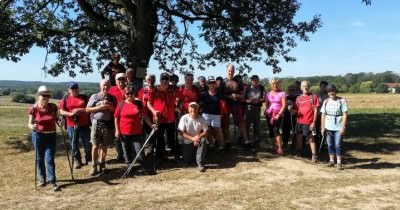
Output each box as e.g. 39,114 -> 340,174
132,0 -> 157,81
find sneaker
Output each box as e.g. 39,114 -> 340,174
311,155 -> 317,163
38,180 -> 46,188
73,160 -> 82,169
165,145 -> 172,152
89,165 -> 98,176
327,161 -> 335,167
337,163 -> 344,170
198,165 -> 206,172
49,182 -> 60,192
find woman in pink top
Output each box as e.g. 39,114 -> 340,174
265,79 -> 286,155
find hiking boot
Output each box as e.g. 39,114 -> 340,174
198,165 -> 206,173
73,160 -> 82,169
311,155 -> 318,163
89,165 -> 98,176
327,161 -> 335,167
337,163 -> 344,170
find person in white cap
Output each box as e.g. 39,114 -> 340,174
177,101 -> 208,172
28,86 -> 60,191
109,72 -> 127,162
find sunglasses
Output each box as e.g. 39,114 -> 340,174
117,78 -> 126,81
161,77 -> 169,81
288,89 -> 295,91
41,95 -> 51,98
125,92 -> 135,95
70,86 -> 79,90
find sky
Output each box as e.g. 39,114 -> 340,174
1,0 -> 399,83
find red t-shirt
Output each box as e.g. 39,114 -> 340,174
59,95 -> 89,127
114,101 -> 143,135
149,86 -> 183,123
294,93 -> 320,124
109,86 -> 125,104
180,86 -> 200,114
138,86 -> 156,114
29,103 -> 58,132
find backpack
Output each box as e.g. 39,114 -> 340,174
296,94 -> 315,108
61,93 -> 90,128
323,97 -> 344,117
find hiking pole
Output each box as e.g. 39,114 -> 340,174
121,127 -> 158,179
233,101 -> 237,145
57,121 -> 74,181
318,133 -> 326,155
33,130 -> 38,191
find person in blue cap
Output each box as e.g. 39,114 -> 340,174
59,81 -> 92,169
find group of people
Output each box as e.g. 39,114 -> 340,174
28,55 -> 348,191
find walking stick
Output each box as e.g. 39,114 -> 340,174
121,127 -> 158,179
57,122 -> 74,181
289,112 -> 296,149
233,102 -> 237,145
318,134 -> 326,155
34,131 -> 38,191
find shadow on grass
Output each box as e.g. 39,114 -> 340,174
346,113 -> 400,139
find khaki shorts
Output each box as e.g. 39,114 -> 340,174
90,120 -> 114,146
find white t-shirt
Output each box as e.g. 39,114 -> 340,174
320,97 -> 348,131
178,113 -> 208,144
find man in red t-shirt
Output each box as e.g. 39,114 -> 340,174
59,81 -> 91,168
147,73 -> 183,161
108,73 -> 127,162
293,80 -> 320,162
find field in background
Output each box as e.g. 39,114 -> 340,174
0,94 -> 399,209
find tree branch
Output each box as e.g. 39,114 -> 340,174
76,0 -> 109,22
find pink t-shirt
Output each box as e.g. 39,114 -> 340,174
265,91 -> 285,114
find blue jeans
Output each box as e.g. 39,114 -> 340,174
120,135 -> 143,163
67,126 -> 92,163
326,130 -> 343,156
32,131 -> 57,183
181,138 -> 207,167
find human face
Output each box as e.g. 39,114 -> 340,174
328,90 -> 337,99
251,78 -> 259,86
160,76 -> 169,87
287,87 -> 295,96
146,76 -> 155,86
100,80 -> 111,93
185,75 -> 194,86
125,90 -> 135,101
39,94 -> 50,104
188,105 -> 199,118
227,65 -> 235,79
271,81 -> 279,91
113,54 -> 120,62
68,86 -> 79,96
301,82 -> 310,94
207,81 -> 216,90
117,77 -> 126,88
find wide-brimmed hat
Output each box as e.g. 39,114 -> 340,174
37,85 -> 52,96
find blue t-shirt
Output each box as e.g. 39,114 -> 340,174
320,97 -> 348,131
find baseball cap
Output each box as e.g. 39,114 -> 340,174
37,85 -> 52,96
115,73 -> 126,80
67,81 -> 79,89
250,75 -> 259,80
189,102 -> 199,108
207,76 -> 216,83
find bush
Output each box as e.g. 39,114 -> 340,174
374,84 -> 389,93
11,92 -> 36,104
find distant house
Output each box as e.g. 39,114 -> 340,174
385,83 -> 400,93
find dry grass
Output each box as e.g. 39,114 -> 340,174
0,94 -> 399,210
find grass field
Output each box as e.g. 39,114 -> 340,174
0,93 -> 399,209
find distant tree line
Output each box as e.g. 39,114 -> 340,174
260,71 -> 400,93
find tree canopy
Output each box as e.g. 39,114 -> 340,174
1,0 -> 324,78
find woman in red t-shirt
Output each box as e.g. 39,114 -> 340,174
28,86 -> 59,191
114,86 -> 154,164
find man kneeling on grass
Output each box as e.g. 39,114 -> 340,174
177,102 -> 208,172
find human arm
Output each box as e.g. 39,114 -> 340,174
341,112 -> 347,136
321,113 -> 326,136
28,114 -> 38,131
275,94 -> 287,120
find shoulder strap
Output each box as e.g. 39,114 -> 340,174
310,94 -> 314,107
62,93 -> 69,111
119,100 -> 125,111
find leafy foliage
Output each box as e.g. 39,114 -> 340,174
0,0 -> 321,77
